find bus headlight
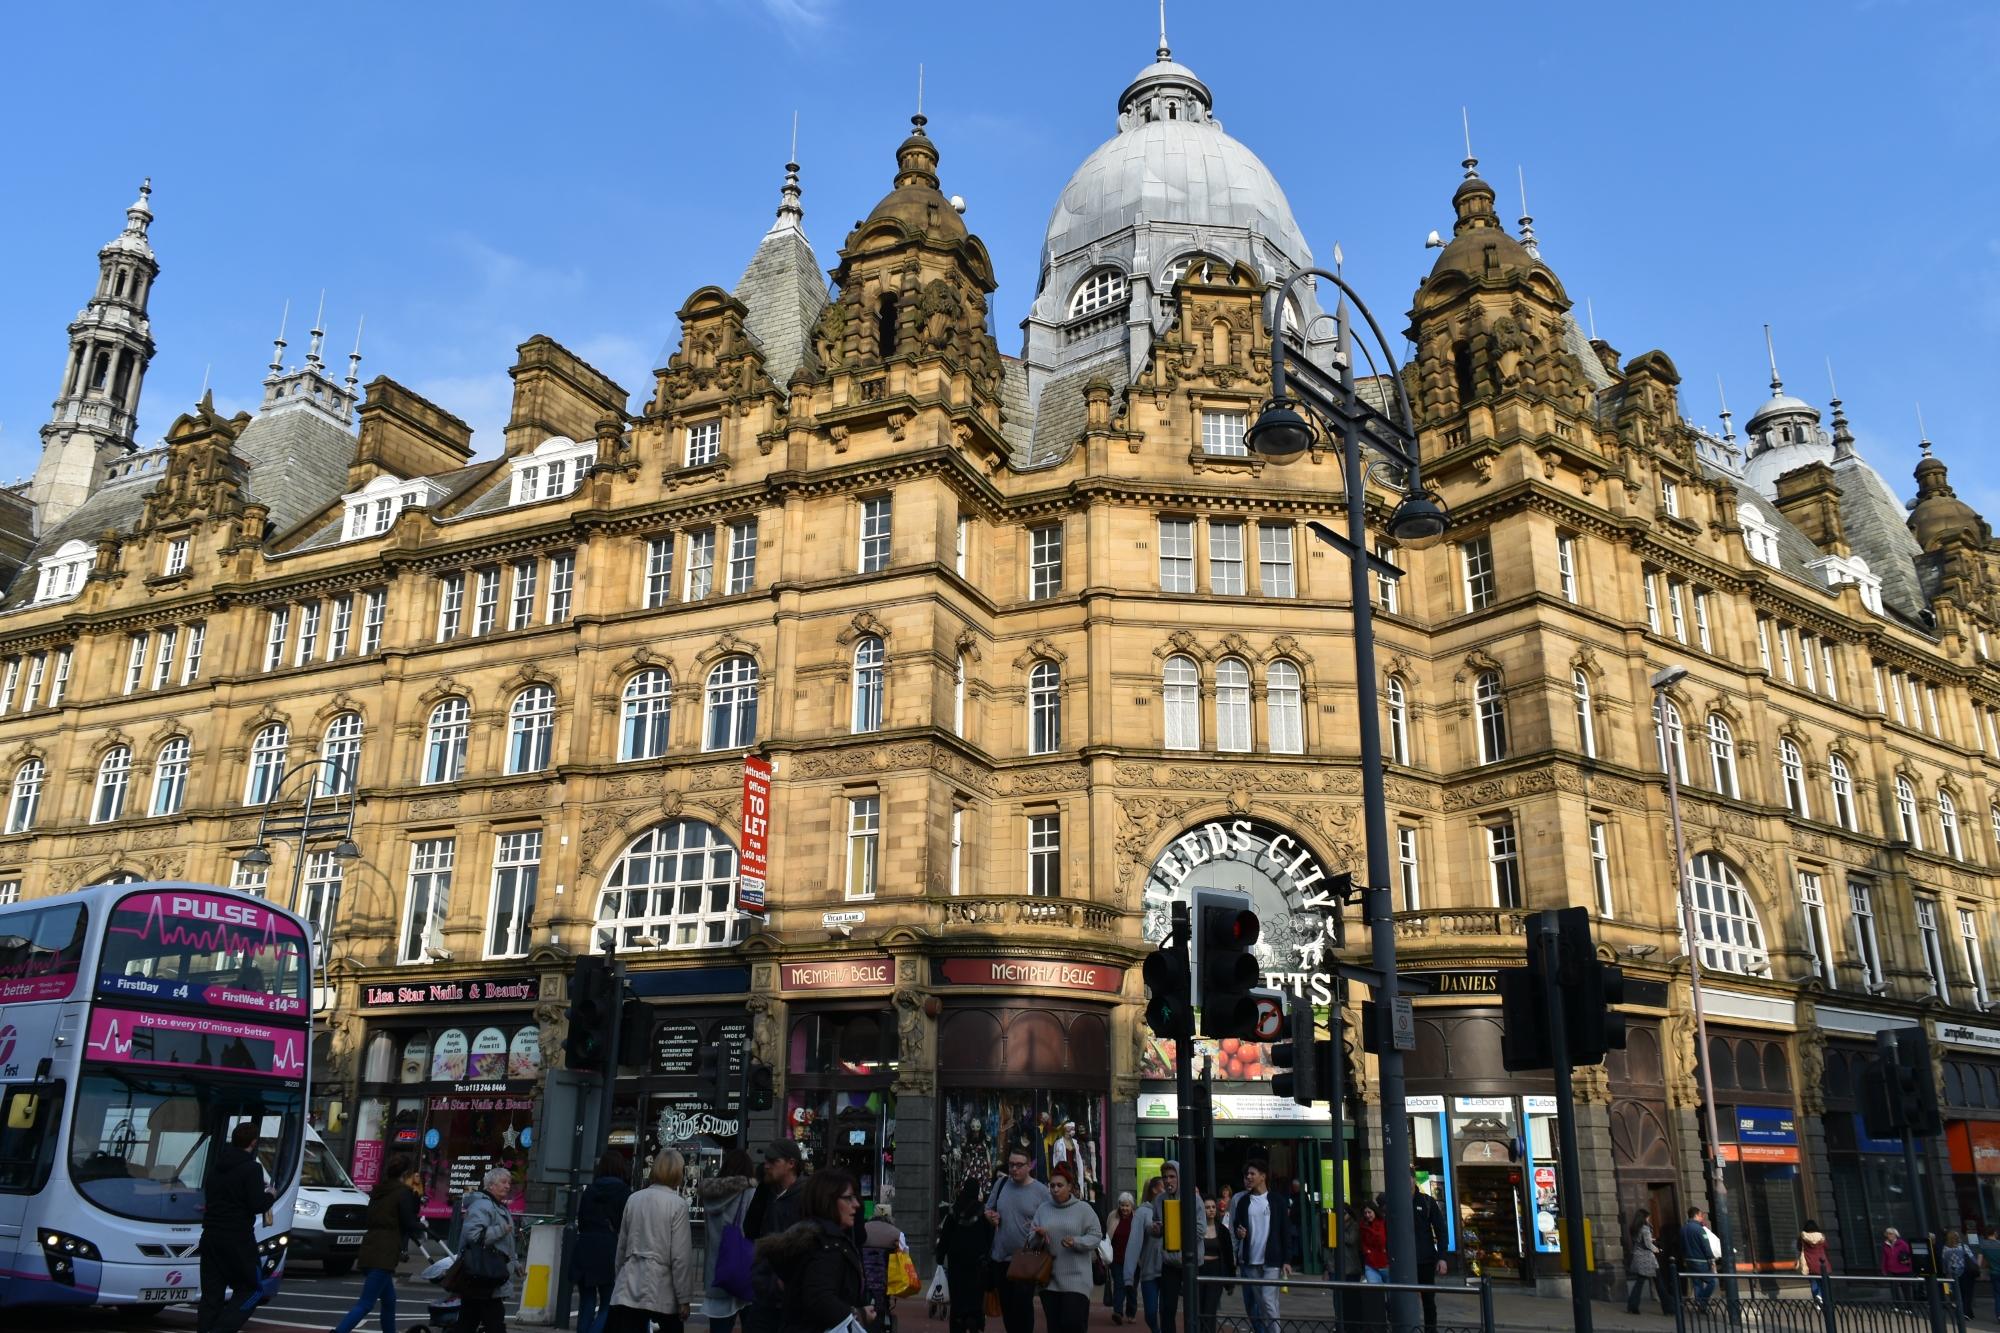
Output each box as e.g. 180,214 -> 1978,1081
40,1230 -> 102,1284
258,1232 -> 290,1274
293,1199 -> 322,1218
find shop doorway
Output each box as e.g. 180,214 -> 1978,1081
1455,1153 -> 1526,1282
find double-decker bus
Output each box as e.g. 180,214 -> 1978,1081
0,881 -> 311,1311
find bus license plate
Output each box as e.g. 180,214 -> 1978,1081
335,1233 -> 364,1245
140,1287 -> 192,1302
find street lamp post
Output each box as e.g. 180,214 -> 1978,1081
1651,664 -> 1739,1318
238,757 -> 362,967
1249,266 -> 1449,1330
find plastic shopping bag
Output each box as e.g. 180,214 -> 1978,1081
925,1266 -> 950,1304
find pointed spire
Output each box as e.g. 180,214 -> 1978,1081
346,316 -> 365,393
1515,165 -> 1538,257
199,363 -> 211,400
1157,0 -> 1171,60
268,300 -> 290,380
1586,297 -> 1597,342
1717,375 -> 1735,443
1764,323 -> 1783,394
1461,107 -> 1478,179
306,291 -> 327,371
1827,359 -> 1855,461
771,113 -> 805,231
1918,401 -> 1932,457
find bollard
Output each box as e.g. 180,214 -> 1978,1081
514,1221 -> 563,1325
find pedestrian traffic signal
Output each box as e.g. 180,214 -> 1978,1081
1195,888 -> 1262,1040
748,1060 -> 775,1112
563,955 -> 618,1072
1271,997 -> 1322,1107
1144,929 -> 1194,1040
1863,1027 -> 1944,1139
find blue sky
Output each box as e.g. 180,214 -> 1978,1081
3,1 -> 1997,516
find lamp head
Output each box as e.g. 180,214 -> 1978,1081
1650,664 -> 1691,691
332,839 -> 361,862
239,845 -> 273,868
1388,489 -> 1451,550
1246,398 -> 1315,458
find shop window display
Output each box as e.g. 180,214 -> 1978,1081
940,1091 -> 1105,1202
785,1090 -> 898,1214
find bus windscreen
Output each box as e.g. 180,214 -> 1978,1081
96,889 -> 309,1016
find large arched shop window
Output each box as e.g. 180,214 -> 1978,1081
596,819 -> 745,950
1686,852 -> 1768,976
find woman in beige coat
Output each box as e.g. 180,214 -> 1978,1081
608,1150 -> 699,1333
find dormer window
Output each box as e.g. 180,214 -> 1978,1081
32,540 -> 93,604
509,437 -> 596,506
1067,268 -> 1127,320
340,474 -> 448,541
685,420 -> 721,468
1809,553 -> 1885,616
1661,478 -> 1681,518
1738,505 -> 1781,567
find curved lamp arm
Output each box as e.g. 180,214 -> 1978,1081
1268,266 -> 1421,468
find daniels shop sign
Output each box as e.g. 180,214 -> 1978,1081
1143,818 -> 1345,1004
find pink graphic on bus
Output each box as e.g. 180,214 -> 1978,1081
85,1006 -> 306,1078
101,890 -> 308,1016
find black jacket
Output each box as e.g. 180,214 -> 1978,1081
203,1144 -> 276,1233
1411,1191 -> 1449,1269
356,1183 -> 424,1273
573,1173 -> 633,1288
1228,1191 -> 1293,1270
758,1219 -> 864,1333
744,1183 -> 807,1333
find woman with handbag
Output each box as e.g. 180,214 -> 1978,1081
758,1168 -> 872,1333
701,1150 -> 760,1333
1030,1162 -> 1103,1333
1797,1219 -> 1830,1306
332,1155 -> 425,1333
458,1167 -> 521,1333
608,1149 -> 699,1333
938,1177 -> 994,1333
575,1152 -> 633,1333
1624,1211 -> 1664,1315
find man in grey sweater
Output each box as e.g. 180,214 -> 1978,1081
986,1147 -> 1053,1333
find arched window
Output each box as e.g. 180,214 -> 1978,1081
1571,671 -> 1595,758
1829,754 -> 1857,831
245,724 -> 289,804
1163,655 -> 1200,750
1029,661 -> 1061,756
508,686 -> 556,774
149,737 -> 190,816
1707,715 -> 1739,798
1474,672 -> 1508,764
1991,804 -> 2000,862
423,699 -> 469,785
1067,268 -> 1127,319
1215,658 -> 1251,753
1268,660 -> 1303,755
703,657 -> 760,751
1387,675 -> 1411,764
320,712 -> 362,795
851,637 -> 885,734
94,745 -> 133,823
1896,775 -> 1923,848
1777,738 -> 1808,816
6,758 -> 44,833
620,670 -> 672,761
1652,699 -> 1686,782
596,820 -> 745,950
1687,852 -> 1769,975
1939,789 -> 1964,860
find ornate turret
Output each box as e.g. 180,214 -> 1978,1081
1909,434 -> 1985,551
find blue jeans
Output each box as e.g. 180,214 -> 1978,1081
1689,1269 -> 1716,1306
1108,1269 -> 1136,1317
1140,1276 -> 1162,1333
333,1267 -> 399,1333
576,1281 -> 613,1333
1239,1263 -> 1280,1333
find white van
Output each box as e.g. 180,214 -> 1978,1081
290,1127 -> 372,1275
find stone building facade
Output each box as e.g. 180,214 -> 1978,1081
9,41 -> 2000,1287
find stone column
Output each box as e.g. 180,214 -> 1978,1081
896,1090 -> 938,1268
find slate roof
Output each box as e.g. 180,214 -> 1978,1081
1833,455 -> 1928,623
286,461 -> 497,553
732,215 -> 828,397
0,454 -> 166,611
1024,348 -> 1128,467
234,401 -> 360,539
998,357 -> 1033,463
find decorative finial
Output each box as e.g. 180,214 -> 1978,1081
1717,375 -> 1735,443
1516,165 -> 1537,256
775,113 -> 805,226
307,290 -> 327,371
1827,360 -> 1855,461
199,363 -> 211,400
1825,357 -> 1839,401
1763,323 -> 1782,394
916,62 -> 924,117
1157,0 -> 1170,60
1461,107 -> 1478,179
1918,401 -> 1932,456
346,316 -> 365,393
1585,297 -> 1597,342
790,110 -> 798,165
268,299 -> 290,379
1332,241 -> 1344,276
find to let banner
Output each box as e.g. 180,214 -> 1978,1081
738,755 -> 772,913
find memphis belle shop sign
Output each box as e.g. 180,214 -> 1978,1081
1143,818 -> 1345,1005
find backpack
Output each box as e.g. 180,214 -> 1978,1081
715,1191 -> 756,1301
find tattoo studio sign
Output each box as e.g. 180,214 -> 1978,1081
1143,818 -> 1345,1004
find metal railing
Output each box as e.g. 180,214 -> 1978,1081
1671,1272 -> 1967,1333
1193,1273 -> 1494,1333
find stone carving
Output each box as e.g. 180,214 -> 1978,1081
408,794 -> 460,821
1795,1023 -> 1827,1115
1661,1010 -> 1700,1107
1441,767 -> 1558,812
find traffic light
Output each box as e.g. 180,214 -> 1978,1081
563,955 -> 617,1072
748,1060 -> 775,1112
1500,908 -> 1626,1071
1863,1027 -> 1943,1139
1569,947 -> 1627,1066
697,1043 -> 729,1110
1271,996 -> 1320,1107
1195,889 -> 1261,1039
1143,931 -> 1194,1040
616,986 -> 650,1068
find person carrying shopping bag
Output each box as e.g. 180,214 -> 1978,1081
700,1149 -> 760,1333
332,1155 -> 427,1333
457,1167 -> 522,1333
607,1150 -> 699,1333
